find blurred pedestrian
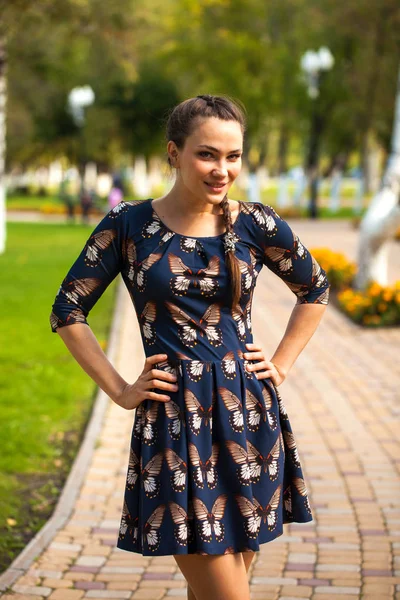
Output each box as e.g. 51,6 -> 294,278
108,174 -> 125,211
80,186 -> 95,225
59,172 -> 76,223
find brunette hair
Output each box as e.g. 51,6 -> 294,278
164,94 -> 247,308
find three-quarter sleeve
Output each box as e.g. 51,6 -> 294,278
50,208 -> 125,332
255,203 -> 330,305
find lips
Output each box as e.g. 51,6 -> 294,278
204,182 -> 228,188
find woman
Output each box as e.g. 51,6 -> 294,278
50,94 -> 330,600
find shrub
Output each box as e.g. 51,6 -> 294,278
310,247 -> 400,327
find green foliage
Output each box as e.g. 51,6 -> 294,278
3,0 -> 400,172
105,60 -> 181,159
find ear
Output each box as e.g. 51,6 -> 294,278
167,141 -> 180,168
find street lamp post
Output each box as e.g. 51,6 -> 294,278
67,85 -> 95,178
300,47 -> 334,219
67,86 -> 95,223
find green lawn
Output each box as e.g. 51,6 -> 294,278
0,222 -> 117,573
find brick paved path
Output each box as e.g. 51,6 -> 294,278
1,220 -> 400,600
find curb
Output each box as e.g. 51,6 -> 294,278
0,277 -> 126,592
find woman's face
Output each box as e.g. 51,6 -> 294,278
168,117 -> 243,205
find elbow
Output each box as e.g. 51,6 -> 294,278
50,310 -> 62,333
50,306 -> 88,333
296,282 -> 330,305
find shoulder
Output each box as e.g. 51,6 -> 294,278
107,198 -> 150,219
240,201 -> 282,232
90,199 -> 152,243
102,198 -> 152,231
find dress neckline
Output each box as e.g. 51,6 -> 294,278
148,198 -> 243,240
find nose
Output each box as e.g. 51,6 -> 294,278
212,166 -> 228,178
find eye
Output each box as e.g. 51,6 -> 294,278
198,151 -> 242,159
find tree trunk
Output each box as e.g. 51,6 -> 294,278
277,123 -> 289,175
306,108 -> 325,219
359,11 -> 386,194
0,37 -> 6,254
354,63 -> 400,290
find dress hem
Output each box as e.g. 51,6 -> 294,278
115,514 -> 313,557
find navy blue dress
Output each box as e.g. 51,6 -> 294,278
50,198 -> 330,556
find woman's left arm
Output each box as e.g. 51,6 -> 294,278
244,303 -> 327,385
244,202 -> 330,386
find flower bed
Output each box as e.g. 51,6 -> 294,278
310,247 -> 400,327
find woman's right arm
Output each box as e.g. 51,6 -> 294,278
50,204 -> 178,409
56,323 -> 129,406
56,323 -> 177,409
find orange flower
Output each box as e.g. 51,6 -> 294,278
382,290 -> 393,302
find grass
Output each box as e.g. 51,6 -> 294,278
0,222 -> 118,573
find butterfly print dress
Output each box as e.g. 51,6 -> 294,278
50,198 -> 330,556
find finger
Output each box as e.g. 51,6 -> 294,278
244,351 -> 264,360
146,390 -> 172,402
253,370 -> 275,381
245,342 -> 262,350
246,360 -> 268,371
147,368 -> 177,382
147,377 -> 179,392
143,354 -> 168,372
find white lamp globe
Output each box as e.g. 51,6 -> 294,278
318,47 -> 334,71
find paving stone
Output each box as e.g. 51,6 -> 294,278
285,564 -> 315,572
95,574 -> 141,583
13,574 -> 41,586
75,581 -> 106,590
30,570 -> 63,579
146,566 -> 176,574
315,564 -> 360,572
49,543 -> 82,552
42,578 -> 73,588
280,587 -> 313,597
142,572 -> 174,580
331,579 -> 361,587
312,596 -> 359,600
251,577 -> 298,585
65,573 -> 96,582
84,592 -> 131,598
2,596 -> 46,600
288,553 -> 317,563
106,582 -> 139,591
48,591 -> 85,600
70,566 -> 100,574
12,585 -> 52,596
314,587 -> 361,594
298,579 -> 331,586
81,546 -> 111,557
138,581 -> 186,589
131,591 -> 166,599
75,557 -> 107,568
362,568 -> 393,576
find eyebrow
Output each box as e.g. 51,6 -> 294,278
197,145 -> 242,153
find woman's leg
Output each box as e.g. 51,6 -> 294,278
187,585 -> 196,600
176,552 -> 251,600
241,550 -> 256,573
186,550 -> 256,599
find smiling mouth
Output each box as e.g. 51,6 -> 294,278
204,182 -> 228,187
